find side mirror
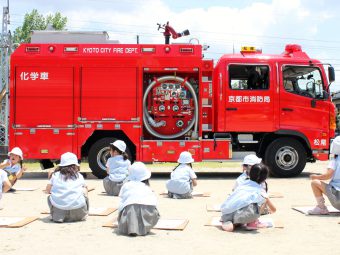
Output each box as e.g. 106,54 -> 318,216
328,66 -> 335,83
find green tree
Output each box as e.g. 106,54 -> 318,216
13,9 -> 67,43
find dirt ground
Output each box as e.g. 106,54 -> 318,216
0,161 -> 338,255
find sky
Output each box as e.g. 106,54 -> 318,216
6,0 -> 340,91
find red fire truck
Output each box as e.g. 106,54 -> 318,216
9,29 -> 336,178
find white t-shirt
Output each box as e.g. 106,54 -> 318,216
0,169 -> 8,198
118,181 -> 157,212
106,155 -> 131,182
328,157 -> 340,190
48,171 -> 86,210
233,172 -> 248,191
233,172 -> 267,192
166,164 -> 197,195
2,160 -> 21,174
221,179 -> 267,215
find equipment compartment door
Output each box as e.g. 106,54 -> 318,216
14,67 -> 74,127
141,140 -> 201,163
81,67 -> 137,121
224,64 -> 275,132
202,139 -> 231,160
13,129 -> 74,159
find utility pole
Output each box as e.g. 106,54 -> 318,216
0,0 -> 10,156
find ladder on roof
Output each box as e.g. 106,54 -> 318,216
0,1 -> 10,158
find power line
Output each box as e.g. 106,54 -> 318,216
10,0 -> 334,23
11,18 -> 340,53
9,11 -> 340,44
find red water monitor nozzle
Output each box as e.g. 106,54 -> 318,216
157,21 -> 190,44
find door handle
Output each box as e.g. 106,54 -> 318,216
282,108 -> 293,112
226,107 -> 238,111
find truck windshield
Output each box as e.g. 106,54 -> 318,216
283,66 -> 325,99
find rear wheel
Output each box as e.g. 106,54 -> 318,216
264,138 -> 306,177
88,137 -> 132,179
40,159 -> 55,170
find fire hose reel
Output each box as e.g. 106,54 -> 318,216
143,75 -> 198,139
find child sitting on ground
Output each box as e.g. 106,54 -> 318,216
166,151 -> 197,199
233,154 -> 271,214
46,152 -> 89,223
308,136 -> 340,215
220,163 -> 276,232
118,162 -> 159,236
0,168 -> 12,209
0,147 -> 26,189
233,154 -> 263,191
103,140 -> 131,196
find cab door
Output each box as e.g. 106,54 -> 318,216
224,63 -> 275,132
279,64 -> 330,145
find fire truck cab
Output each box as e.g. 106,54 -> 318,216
9,31 -> 336,178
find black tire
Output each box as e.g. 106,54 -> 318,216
88,137 -> 132,179
40,159 -> 55,170
264,138 -> 306,177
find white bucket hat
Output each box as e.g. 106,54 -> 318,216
177,151 -> 194,164
128,162 -> 151,181
243,154 -> 262,166
111,140 -> 126,152
59,152 -> 79,167
331,136 -> 340,155
8,147 -> 23,160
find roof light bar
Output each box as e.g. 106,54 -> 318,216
240,46 -> 262,54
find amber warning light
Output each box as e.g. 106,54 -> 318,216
240,46 -> 262,54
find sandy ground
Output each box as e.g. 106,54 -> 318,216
0,161 -> 338,255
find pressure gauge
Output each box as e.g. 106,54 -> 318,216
173,105 -> 179,112
162,83 -> 168,90
159,105 -> 165,112
175,84 -> 181,89
176,120 -> 184,127
171,91 -> 177,97
168,84 -> 174,90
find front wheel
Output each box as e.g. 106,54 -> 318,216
264,138 -> 306,177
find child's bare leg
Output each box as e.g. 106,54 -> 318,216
221,221 -> 234,232
311,180 -> 326,197
311,180 -> 327,209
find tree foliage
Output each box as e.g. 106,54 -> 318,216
13,9 -> 67,43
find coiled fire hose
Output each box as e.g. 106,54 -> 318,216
143,76 -> 198,139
